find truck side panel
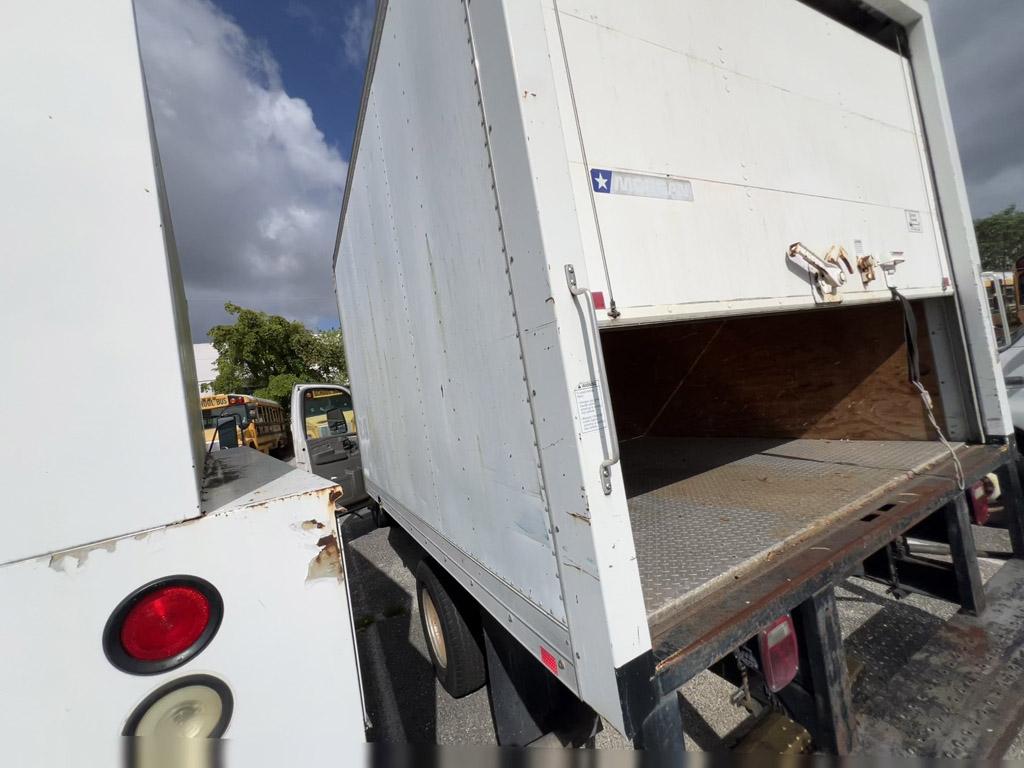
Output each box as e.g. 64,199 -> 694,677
469,0 -> 653,730
0,0 -> 202,565
335,1 -> 566,634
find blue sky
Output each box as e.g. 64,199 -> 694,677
137,0 -> 374,340
213,0 -> 371,152
136,0 -> 1024,342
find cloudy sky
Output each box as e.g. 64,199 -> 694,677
135,0 -> 1024,341
931,0 -> 1024,219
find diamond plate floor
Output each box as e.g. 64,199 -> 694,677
623,437 -> 960,628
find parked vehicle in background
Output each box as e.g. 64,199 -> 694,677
200,392 -> 290,454
291,384 -> 368,510
987,262 -> 1024,435
983,271 -> 1023,351
0,2 -> 365,763
332,0 -> 1024,755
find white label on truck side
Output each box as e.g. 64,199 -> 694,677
574,383 -> 606,434
591,168 -> 694,202
906,210 -> 923,233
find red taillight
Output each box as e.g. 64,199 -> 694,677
121,586 -> 211,661
592,291 -> 606,310
540,646 -> 558,675
104,576 -> 223,674
758,615 -> 799,692
968,479 -> 991,525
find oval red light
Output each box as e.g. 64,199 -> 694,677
120,586 -> 211,661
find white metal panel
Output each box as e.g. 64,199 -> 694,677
335,0 -> 566,628
468,0 -> 652,731
0,0 -> 202,564
0,449 -> 365,763
550,0 -> 954,323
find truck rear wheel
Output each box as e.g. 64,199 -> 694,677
415,559 -> 486,698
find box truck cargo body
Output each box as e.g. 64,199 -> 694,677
334,0 -> 1024,752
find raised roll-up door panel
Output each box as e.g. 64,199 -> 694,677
552,0 -> 952,323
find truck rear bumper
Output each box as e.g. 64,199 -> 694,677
649,443 -> 1009,688
624,442 -> 1024,753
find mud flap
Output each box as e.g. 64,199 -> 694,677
481,614 -> 599,747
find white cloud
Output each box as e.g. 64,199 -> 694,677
342,0 -> 375,68
136,0 -> 347,340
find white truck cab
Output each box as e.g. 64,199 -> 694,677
291,384 -> 369,510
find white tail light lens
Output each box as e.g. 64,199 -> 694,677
135,684 -> 223,738
758,615 -> 799,692
124,674 -> 233,739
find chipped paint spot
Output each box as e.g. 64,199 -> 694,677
48,539 -> 118,572
301,519 -> 326,531
307,533 -> 343,583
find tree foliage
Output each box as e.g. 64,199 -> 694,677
975,206 -> 1024,273
208,303 -> 347,406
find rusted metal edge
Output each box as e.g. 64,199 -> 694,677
650,444 -> 1008,696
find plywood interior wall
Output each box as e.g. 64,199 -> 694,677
602,302 -> 944,442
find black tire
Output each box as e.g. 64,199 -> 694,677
415,559 -> 486,698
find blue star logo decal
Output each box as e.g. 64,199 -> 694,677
590,168 -> 612,194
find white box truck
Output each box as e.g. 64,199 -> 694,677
0,2 -> 366,763
330,0 -> 1024,754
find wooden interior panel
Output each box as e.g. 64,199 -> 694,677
602,302 -> 944,442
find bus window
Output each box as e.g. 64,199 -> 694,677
201,404 -> 249,430
303,389 -> 354,439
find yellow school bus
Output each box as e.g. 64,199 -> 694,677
200,393 -> 289,454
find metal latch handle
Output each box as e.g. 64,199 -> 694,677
565,264 -> 620,495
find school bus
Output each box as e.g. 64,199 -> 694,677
200,393 -> 289,454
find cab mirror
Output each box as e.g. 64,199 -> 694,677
326,407 -> 348,435
217,417 -> 239,449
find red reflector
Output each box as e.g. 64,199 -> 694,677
540,647 -> 558,675
758,615 -> 799,692
592,291 -> 606,310
121,586 -> 211,661
968,480 -> 990,525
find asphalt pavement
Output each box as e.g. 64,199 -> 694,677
339,510 -> 1024,754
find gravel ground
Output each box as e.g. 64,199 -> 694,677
340,511 -> 1023,755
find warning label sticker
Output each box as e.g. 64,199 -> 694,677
574,383 -> 606,435
906,210 -> 923,233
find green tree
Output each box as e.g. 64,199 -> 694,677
254,373 -> 305,404
208,303 -> 347,406
975,206 -> 1024,273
